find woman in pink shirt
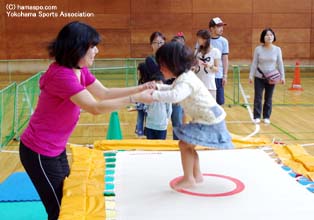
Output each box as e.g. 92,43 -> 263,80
19,21 -> 152,220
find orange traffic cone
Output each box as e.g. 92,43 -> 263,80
289,61 -> 303,91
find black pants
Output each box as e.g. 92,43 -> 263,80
253,77 -> 275,119
215,78 -> 225,105
144,127 -> 167,140
19,141 -> 70,220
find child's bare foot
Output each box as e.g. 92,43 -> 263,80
194,174 -> 204,183
173,178 -> 196,190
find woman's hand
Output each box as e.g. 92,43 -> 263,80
133,89 -> 155,104
281,79 -> 285,85
249,79 -> 253,84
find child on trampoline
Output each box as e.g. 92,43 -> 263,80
141,41 -> 233,190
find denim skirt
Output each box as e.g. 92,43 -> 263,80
173,121 -> 233,149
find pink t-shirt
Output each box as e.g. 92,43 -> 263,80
21,62 -> 96,157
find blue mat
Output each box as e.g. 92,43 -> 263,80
0,201 -> 47,220
0,172 -> 40,202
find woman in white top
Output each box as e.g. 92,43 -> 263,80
194,29 -> 221,99
139,42 -> 233,190
249,28 -> 285,124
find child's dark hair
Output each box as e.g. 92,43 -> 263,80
137,62 -> 150,84
156,42 -> 195,77
171,36 -> 185,44
48,21 -> 100,69
260,28 -> 276,43
196,29 -> 211,55
150,73 -> 164,82
138,58 -> 165,84
171,31 -> 185,44
171,36 -> 181,42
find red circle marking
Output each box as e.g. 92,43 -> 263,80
169,173 -> 245,197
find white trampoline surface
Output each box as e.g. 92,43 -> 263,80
114,149 -> 314,220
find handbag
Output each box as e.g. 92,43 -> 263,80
257,67 -> 281,84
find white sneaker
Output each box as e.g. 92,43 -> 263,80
264,118 -> 271,124
254,118 -> 261,124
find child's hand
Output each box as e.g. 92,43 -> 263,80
200,61 -> 214,70
191,65 -> 200,73
198,60 -> 206,67
140,81 -> 156,91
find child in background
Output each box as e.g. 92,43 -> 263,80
209,17 -> 229,105
144,73 -> 172,139
134,62 -> 149,138
194,29 -> 221,99
171,32 -> 185,44
142,42 -> 233,190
